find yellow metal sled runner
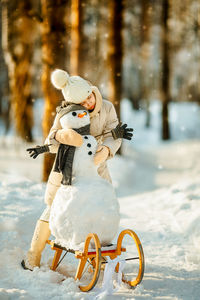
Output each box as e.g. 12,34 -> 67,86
47,229 -> 145,292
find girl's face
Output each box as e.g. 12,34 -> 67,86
80,93 -> 96,111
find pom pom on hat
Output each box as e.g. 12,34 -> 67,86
51,69 -> 92,104
51,69 -> 69,90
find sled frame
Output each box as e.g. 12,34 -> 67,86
47,229 -> 145,292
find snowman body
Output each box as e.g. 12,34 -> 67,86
49,109 -> 120,249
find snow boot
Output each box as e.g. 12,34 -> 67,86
21,220 -> 51,270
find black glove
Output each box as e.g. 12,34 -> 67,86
111,122 -> 133,140
26,145 -> 50,159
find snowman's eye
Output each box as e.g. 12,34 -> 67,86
72,112 -> 77,116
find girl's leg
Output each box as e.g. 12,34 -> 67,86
21,207 -> 51,270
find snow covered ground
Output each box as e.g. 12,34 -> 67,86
0,100 -> 200,299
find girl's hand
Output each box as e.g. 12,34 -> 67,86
55,129 -> 83,147
94,145 -> 110,165
111,122 -> 133,140
26,145 -> 50,159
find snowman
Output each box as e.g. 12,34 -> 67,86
49,104 -> 120,249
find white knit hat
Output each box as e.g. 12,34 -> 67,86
51,69 -> 92,104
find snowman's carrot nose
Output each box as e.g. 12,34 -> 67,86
78,112 -> 87,118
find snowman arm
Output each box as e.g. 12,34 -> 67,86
95,123 -> 134,140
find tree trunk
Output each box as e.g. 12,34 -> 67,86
41,0 -> 68,181
70,0 -> 85,76
0,2 -> 10,132
141,0 -> 151,127
161,0 -> 170,140
1,0 -> 35,142
108,0 -> 124,120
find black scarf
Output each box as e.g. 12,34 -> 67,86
54,124 -> 90,185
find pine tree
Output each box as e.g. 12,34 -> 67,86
70,0 -> 85,76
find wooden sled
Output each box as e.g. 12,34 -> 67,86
46,229 -> 145,292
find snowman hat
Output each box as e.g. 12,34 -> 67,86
51,69 -> 92,104
56,103 -> 88,119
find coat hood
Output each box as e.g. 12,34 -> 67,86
89,86 -> 102,118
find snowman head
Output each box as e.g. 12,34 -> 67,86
59,104 -> 90,129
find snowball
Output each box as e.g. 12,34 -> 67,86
49,176 -> 120,249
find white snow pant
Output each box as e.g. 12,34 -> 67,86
40,205 -> 51,222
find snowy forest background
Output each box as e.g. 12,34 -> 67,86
0,0 -> 200,179
0,0 -> 200,299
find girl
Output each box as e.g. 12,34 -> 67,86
22,69 -> 123,270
